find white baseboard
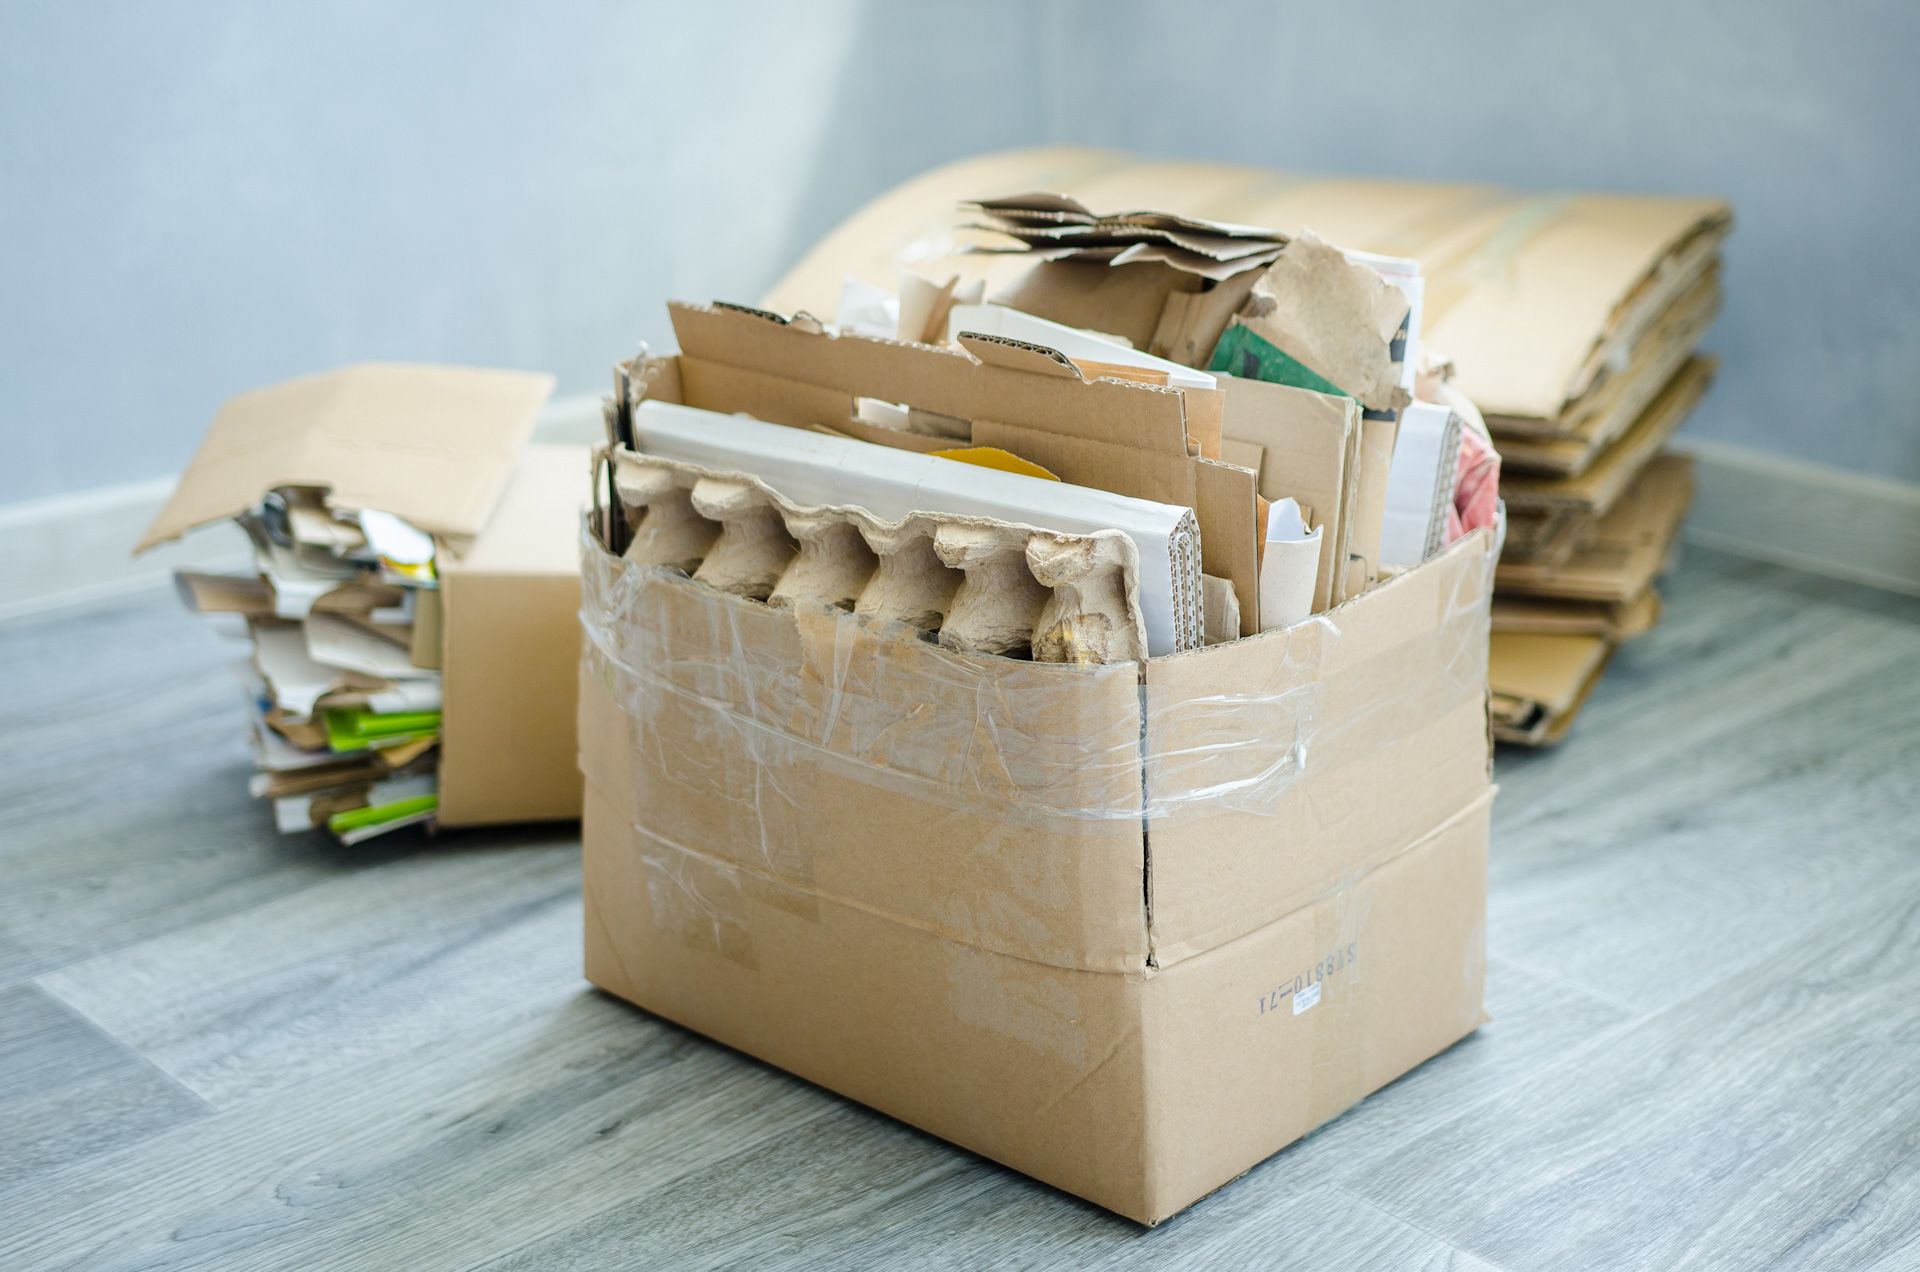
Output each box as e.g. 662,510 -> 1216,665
0,478 -> 251,622
1677,439 -> 1920,597
0,394 -> 607,622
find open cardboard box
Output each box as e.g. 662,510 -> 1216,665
582,322 -> 1497,1223
138,364 -> 586,828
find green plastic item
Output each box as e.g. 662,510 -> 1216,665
326,793 -> 440,834
322,706 -> 443,753
1208,323 -> 1352,400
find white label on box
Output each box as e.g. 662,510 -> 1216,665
1293,981 -> 1322,1015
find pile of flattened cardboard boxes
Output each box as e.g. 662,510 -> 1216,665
767,147 -> 1733,745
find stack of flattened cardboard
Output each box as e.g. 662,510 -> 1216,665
763,147 -> 1732,745
138,365 -> 587,841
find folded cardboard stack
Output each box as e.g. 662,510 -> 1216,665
765,147 -> 1732,744
583,192 -> 1502,1220
138,364 -> 587,840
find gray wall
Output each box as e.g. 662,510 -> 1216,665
1058,0 -> 1920,485
4,0 -> 1915,504
0,1 -> 1050,502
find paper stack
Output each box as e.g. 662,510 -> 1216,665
762,147 -> 1732,746
176,496 -> 449,842
138,364 -> 565,841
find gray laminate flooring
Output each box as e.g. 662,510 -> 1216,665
2,546 -> 1917,1271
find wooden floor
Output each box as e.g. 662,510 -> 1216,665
2,545 -> 1917,1270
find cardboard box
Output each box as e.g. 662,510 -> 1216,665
138,365 -> 585,828
577,492 -> 1497,1223
762,147 -> 1730,431
435,444 -> 589,825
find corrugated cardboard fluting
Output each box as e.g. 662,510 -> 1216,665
578,519 -> 1496,1223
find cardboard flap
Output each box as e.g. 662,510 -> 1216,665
138,364 -> 555,552
1218,375 -> 1360,614
669,301 -> 1194,458
955,331 -> 1086,379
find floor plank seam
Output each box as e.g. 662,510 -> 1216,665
26,974 -> 220,1116
1330,1182 -> 1514,1272
1485,953 -> 1646,1018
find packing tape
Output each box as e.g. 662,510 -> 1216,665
581,518 -> 1492,827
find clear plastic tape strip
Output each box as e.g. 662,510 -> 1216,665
580,520 -> 1490,825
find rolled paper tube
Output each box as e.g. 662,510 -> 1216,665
689,477 -> 796,601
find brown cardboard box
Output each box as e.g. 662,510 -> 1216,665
577,502 -> 1496,1223
762,147 -> 1729,431
436,444 -> 587,826
138,365 -> 585,827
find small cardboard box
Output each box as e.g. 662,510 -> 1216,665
138,364 -> 586,828
578,491 -> 1495,1222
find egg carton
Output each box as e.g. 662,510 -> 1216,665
611,449 -> 1148,665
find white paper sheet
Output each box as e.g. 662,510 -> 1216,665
303,613 -> 436,683
251,622 -> 339,715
